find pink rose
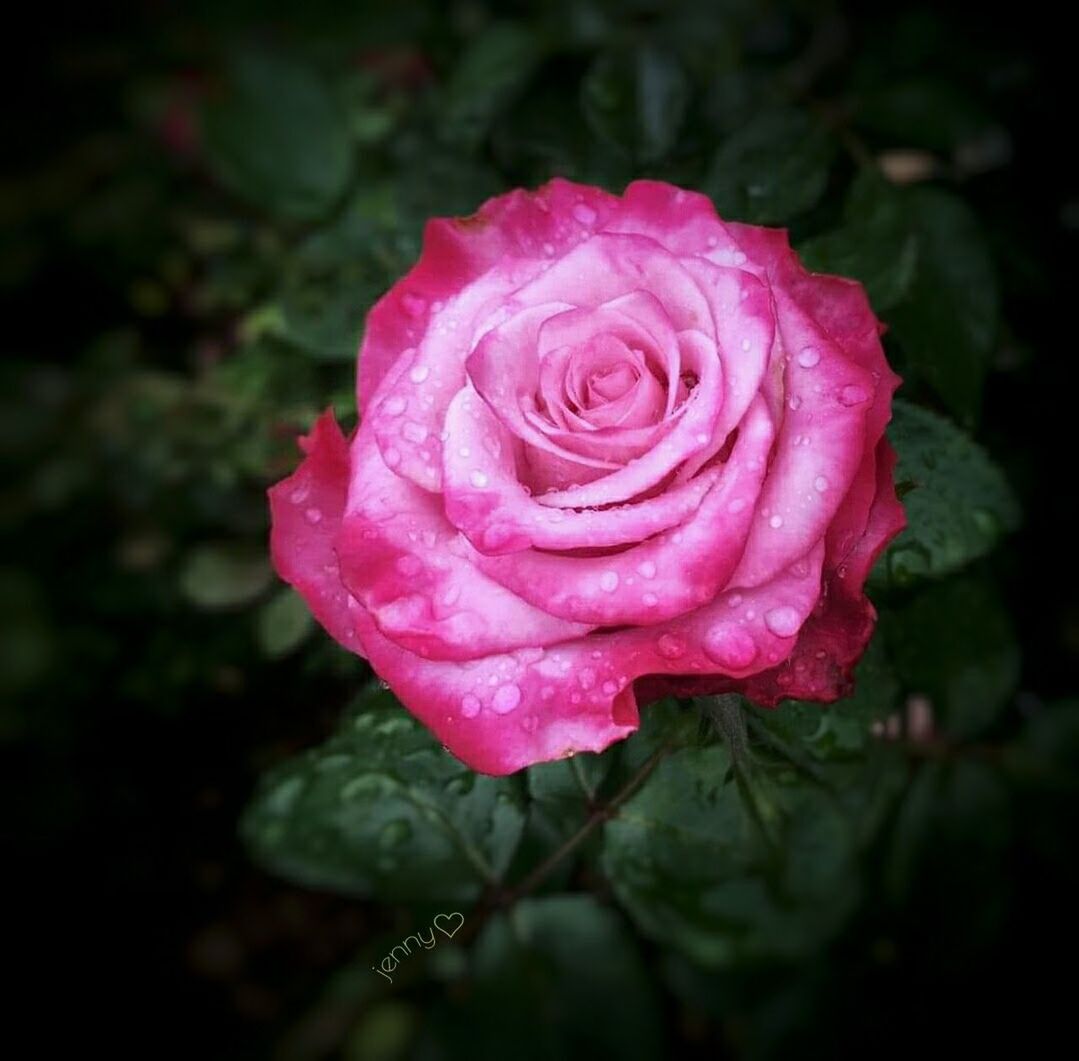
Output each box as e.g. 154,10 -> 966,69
269,179 -> 905,774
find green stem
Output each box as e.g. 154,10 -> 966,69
499,744 -> 671,905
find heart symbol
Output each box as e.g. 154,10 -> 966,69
433,911 -> 464,939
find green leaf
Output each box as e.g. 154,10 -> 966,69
442,22 -> 544,151
752,636 -> 901,759
854,77 -> 996,152
241,688 -> 526,901
428,895 -> 663,1061
201,48 -> 352,222
798,169 -> 919,310
178,542 -> 272,609
884,760 -> 1012,952
582,46 -> 690,165
256,587 -> 314,658
888,189 -> 998,425
524,751 -> 610,855
886,574 -> 1019,739
748,640 -> 908,850
602,743 -> 858,965
705,108 -> 835,224
875,401 -> 1019,587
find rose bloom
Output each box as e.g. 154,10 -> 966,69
270,179 -> 905,774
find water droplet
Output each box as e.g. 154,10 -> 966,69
304,507 -> 322,525
402,293 -> 427,318
602,680 -> 618,695
470,470 -> 489,488
383,447 -> 401,468
460,693 -> 481,718
382,395 -> 407,417
765,606 -> 801,637
379,819 -> 412,849
839,384 -> 869,406
814,475 -> 830,492
402,421 -> 428,443
579,668 -> 596,690
703,622 -> 758,668
638,560 -> 657,579
656,633 -> 686,659
573,202 -> 597,225
492,683 -> 522,714
728,498 -> 747,514
600,571 -> 619,592
289,483 -> 310,504
409,364 -> 430,384
726,593 -> 743,608
797,347 -> 821,368
769,514 -> 784,528
396,555 -> 422,576
741,338 -> 752,351
788,394 -> 802,410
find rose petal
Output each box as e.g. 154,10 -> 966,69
472,398 -> 775,625
729,287 -> 877,588
350,536 -> 823,776
536,328 -> 723,508
442,384 -> 724,554
358,179 -> 621,416
268,409 -> 366,657
338,419 -> 592,662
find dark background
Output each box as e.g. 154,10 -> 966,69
4,1 -> 1077,1057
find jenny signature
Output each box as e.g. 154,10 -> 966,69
372,911 -> 465,983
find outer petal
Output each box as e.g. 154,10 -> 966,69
352,539 -> 824,775
267,410 -> 366,658
357,178 -> 621,415
338,419 -> 592,662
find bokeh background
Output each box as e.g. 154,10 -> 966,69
5,1 -> 1078,1058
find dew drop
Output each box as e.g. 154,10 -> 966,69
409,364 -> 430,384
769,514 -> 784,529
600,570 -> 620,592
765,606 -> 802,637
396,555 -> 422,576
573,203 -> 597,225
797,346 -> 821,368
402,421 -> 428,443
741,338 -> 751,351
643,592 -> 659,607
788,394 -> 802,410
602,680 -> 618,695
382,395 -> 407,417
383,447 -> 401,467
728,498 -> 747,514
814,475 -> 830,492
703,622 -> 758,668
579,668 -> 596,690
638,560 -> 657,579
379,819 -> 412,849
402,293 -> 427,318
656,633 -> 687,659
492,683 -> 522,714
304,507 -> 323,525
289,483 -> 310,504
460,693 -> 481,718
840,384 -> 869,406
470,470 -> 489,488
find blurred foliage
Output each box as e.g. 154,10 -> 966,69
3,1 -> 1076,1059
